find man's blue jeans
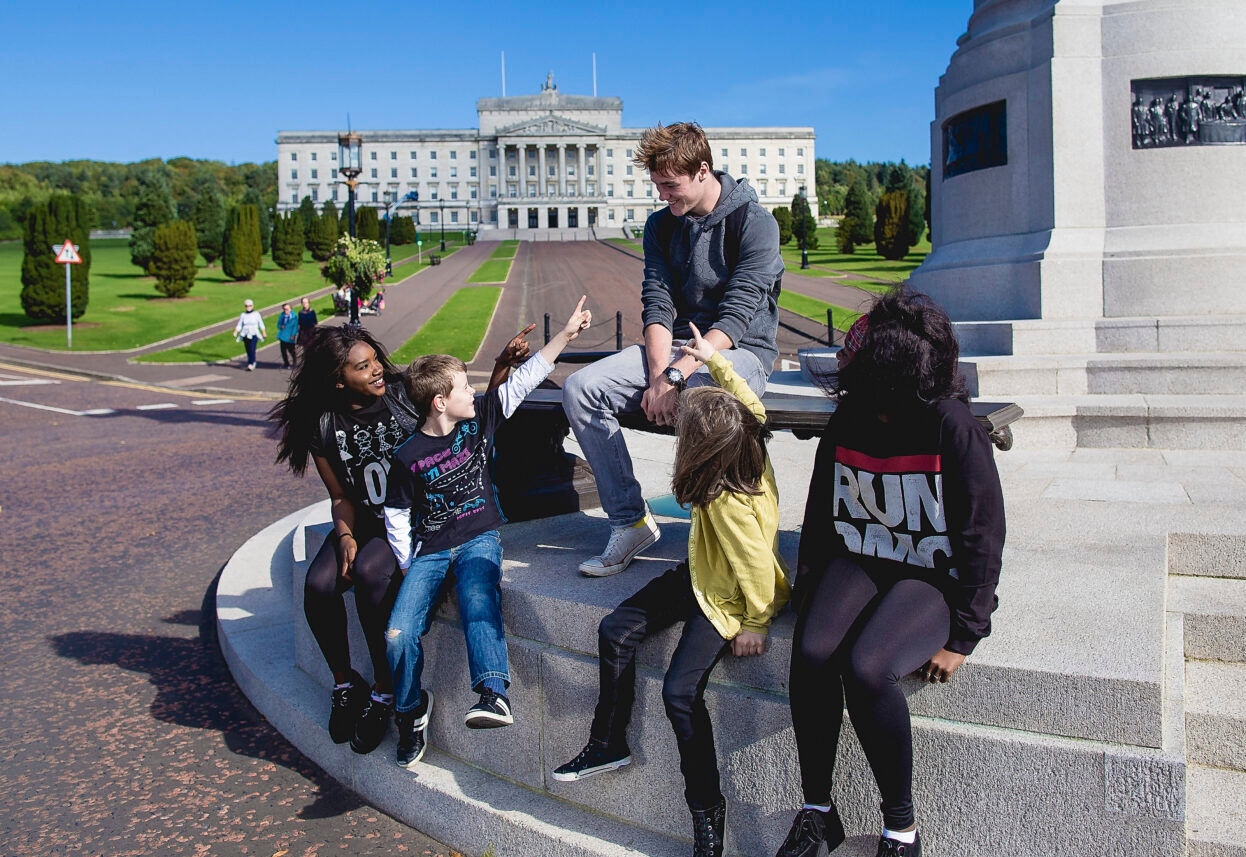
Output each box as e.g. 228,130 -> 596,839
385,530 -> 509,714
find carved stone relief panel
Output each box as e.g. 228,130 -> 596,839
1131,76 -> 1246,149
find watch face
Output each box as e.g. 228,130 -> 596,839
665,367 -> 685,387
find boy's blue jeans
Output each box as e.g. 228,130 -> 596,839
385,530 -> 509,714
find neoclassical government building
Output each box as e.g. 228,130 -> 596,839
276,78 -> 816,233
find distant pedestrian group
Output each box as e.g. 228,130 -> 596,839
233,295 -> 321,371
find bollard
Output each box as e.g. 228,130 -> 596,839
827,309 -> 834,345
616,311 -> 623,351
544,313 -> 551,345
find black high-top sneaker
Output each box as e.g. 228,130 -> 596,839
775,805 -> 846,857
876,833 -> 921,857
328,670 -> 368,744
350,694 -> 394,754
395,690 -> 433,768
691,798 -> 727,857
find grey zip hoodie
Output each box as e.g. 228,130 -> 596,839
640,172 -> 783,375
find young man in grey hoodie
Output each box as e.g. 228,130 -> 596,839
563,122 -> 784,580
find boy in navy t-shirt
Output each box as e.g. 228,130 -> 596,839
382,297 -> 591,768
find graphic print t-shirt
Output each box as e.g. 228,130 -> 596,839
798,398 -> 1006,654
310,396 -> 409,519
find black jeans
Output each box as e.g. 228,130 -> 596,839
303,514 -> 402,689
789,556 -> 951,830
591,562 -> 730,811
279,340 -> 296,366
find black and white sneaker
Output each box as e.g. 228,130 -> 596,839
396,691 -> 433,768
464,689 -> 513,729
328,670 -> 368,744
350,695 -> 394,754
551,739 -> 632,782
876,833 -> 921,857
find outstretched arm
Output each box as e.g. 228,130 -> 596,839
681,322 -> 765,420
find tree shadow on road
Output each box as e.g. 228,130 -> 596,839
47,570 -> 366,822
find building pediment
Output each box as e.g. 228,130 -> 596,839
496,114 -> 606,137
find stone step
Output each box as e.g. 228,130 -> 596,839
220,509 -> 1188,857
1186,765 -> 1246,857
1186,660 -> 1246,771
1007,394 -> 1246,450
960,352 -> 1246,397
953,315 -> 1246,357
1169,532 -> 1246,580
1168,575 -> 1246,663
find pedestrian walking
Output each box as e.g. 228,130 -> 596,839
233,299 -> 266,371
297,296 -> 318,348
277,303 -> 299,368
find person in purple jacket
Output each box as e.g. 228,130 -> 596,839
774,288 -> 1006,857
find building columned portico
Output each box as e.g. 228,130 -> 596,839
276,77 -> 816,234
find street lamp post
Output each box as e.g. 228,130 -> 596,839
383,190 -> 419,276
799,184 -> 810,270
439,198 -> 446,251
338,132 -> 364,325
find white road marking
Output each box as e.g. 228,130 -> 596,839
136,403 -> 178,410
167,374 -> 231,387
0,379 -> 59,386
0,397 -> 113,416
191,399 -> 234,406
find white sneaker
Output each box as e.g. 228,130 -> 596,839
579,515 -> 660,577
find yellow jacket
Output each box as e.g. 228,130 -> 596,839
687,352 -> 791,638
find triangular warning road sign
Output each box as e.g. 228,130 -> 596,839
55,240 -> 82,264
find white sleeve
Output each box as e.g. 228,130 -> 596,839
383,506 -> 413,570
495,352 -> 554,419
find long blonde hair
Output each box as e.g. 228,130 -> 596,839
671,387 -> 769,507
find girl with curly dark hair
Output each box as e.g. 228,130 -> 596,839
774,288 -> 1005,857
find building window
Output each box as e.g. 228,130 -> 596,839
626,165 -> 633,176
450,150 -> 457,160
311,169 -> 318,179
330,151 -> 337,161
490,148 -> 497,158
721,148 -> 727,157
626,184 -> 633,198
568,165 -> 575,176
469,166 -> 477,177
528,165 -> 536,177
450,166 -> 458,178
451,186 -> 458,200
607,164 -> 613,175
587,182 -> 595,195
431,211 -> 438,224
370,168 -> 377,179
290,191 -> 298,203
410,151 -> 418,159
740,164 -> 747,174
470,210 -> 478,223
759,148 -> 766,157
490,165 -> 497,177
740,147 -> 747,157
470,150 -> 477,159
331,168 -> 337,179
451,210 -> 459,223
390,151 -> 396,160
508,185 -> 516,198
546,183 -> 556,196
608,184 -> 614,197
625,149 -> 633,158
310,152 -> 317,161
470,185 -> 478,199
430,167 -> 438,178
390,168 -> 398,178
797,148 -> 804,157
626,208 -> 635,220
779,164 -> 786,174
548,164 -> 556,177
411,168 -> 418,178
797,164 -> 805,174
331,187 -> 339,201
508,165 -> 516,177
758,164 -> 766,175
370,190 -> 377,202
430,188 -> 438,200
644,184 -> 652,196
779,182 -> 786,196
778,148 -> 785,157
290,169 -> 297,179
608,208 -> 615,220
311,186 -> 318,202
370,151 -> 377,160
430,151 -> 437,159
290,152 -> 297,161
490,184 -> 497,198
587,164 -> 594,176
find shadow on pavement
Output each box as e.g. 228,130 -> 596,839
47,569 -> 364,822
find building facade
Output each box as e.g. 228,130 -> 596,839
276,78 -> 816,232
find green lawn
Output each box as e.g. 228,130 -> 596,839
488,242 -> 518,260
779,289 -> 862,333
607,237 -> 644,254
466,258 -> 513,284
390,287 -> 502,364
1,239 -> 340,351
782,227 -> 929,286
134,295 -> 338,363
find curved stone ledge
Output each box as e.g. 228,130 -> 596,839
218,489 -> 1189,856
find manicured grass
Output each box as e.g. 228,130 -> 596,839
488,242 -> 518,260
135,295 -> 338,363
0,239 -> 338,351
781,227 -> 930,285
390,287 -> 502,364
466,258 -> 513,284
607,237 -> 644,254
779,289 -> 862,333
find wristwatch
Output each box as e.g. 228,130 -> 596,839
662,366 -> 687,391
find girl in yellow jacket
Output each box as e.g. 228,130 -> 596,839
552,322 -> 790,857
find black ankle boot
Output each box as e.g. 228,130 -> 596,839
691,798 -> 726,857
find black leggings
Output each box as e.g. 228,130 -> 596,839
304,516 -> 402,689
789,556 -> 951,830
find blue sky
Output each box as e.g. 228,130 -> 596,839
2,1 -> 971,167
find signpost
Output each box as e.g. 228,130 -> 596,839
54,239 -> 82,347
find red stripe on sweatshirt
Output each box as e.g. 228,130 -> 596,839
835,447 -> 942,474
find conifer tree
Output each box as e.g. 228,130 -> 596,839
272,212 -> 304,270
873,190 -> 913,261
355,206 -> 380,241
790,193 -> 819,251
842,180 -> 874,247
222,204 -> 262,280
241,188 -> 272,253
298,196 -> 318,236
772,207 -> 793,245
836,218 -> 857,254
307,212 -> 338,261
191,186 -> 226,265
150,220 -> 199,297
129,174 -> 175,271
20,194 -> 93,322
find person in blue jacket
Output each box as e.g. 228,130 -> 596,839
277,302 -> 299,368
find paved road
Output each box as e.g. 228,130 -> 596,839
0,363 -> 453,857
